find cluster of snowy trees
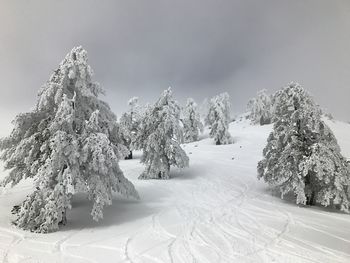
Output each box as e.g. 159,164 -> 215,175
120,91 -> 233,149
0,47 -> 235,233
247,89 -> 273,125
246,84 -> 350,211
7,46 -> 346,233
121,90 -> 233,179
258,82 -> 350,212
247,89 -> 339,127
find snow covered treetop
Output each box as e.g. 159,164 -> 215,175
37,46 -> 103,112
186,98 -> 196,107
158,87 -> 174,105
273,82 -> 321,121
128,97 -> 139,107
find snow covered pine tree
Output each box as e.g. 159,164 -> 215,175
119,97 -> 143,159
258,82 -> 350,211
200,98 -> 210,121
247,89 -> 273,125
181,98 -> 203,143
0,46 -> 139,233
205,92 -> 232,145
135,88 -> 189,179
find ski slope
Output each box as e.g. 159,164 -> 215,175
0,118 -> 349,263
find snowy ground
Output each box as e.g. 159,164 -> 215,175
0,118 -> 349,263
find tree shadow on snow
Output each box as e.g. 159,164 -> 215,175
130,151 -> 143,160
61,188 -> 168,232
198,133 -> 209,141
169,166 -> 202,181
261,186 -> 348,215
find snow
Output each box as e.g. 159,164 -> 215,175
0,118 -> 349,262
324,118 -> 350,158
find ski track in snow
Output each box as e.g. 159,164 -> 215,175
0,119 -> 350,262
0,227 -> 26,263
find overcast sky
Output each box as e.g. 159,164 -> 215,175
0,0 -> 349,135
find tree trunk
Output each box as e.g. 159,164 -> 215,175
125,151 -> 133,160
59,209 -> 67,226
157,162 -> 170,179
306,191 -> 315,206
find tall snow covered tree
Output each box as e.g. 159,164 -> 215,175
205,92 -> 232,145
135,88 -> 189,179
258,82 -> 350,212
247,89 -> 273,125
0,46 -> 139,233
181,98 -> 203,143
200,98 -> 210,121
119,97 -> 143,159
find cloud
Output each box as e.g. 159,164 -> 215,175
0,0 -> 349,123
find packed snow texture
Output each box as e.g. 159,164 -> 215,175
0,118 -> 349,262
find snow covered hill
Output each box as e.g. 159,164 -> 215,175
0,118 -> 349,263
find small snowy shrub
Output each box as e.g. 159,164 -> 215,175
135,88 -> 189,179
258,82 -> 350,212
0,47 -> 139,233
181,98 -> 203,143
247,89 -> 273,125
205,92 -> 232,145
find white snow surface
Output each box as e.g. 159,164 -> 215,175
0,118 -> 349,263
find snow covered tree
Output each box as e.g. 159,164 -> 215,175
135,88 -> 189,179
258,82 -> 350,212
119,97 -> 143,159
205,92 -> 232,145
0,46 -> 139,233
200,98 -> 210,121
247,89 -> 273,125
181,98 -> 203,143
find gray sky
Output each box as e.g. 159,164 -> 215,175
0,0 -> 349,136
